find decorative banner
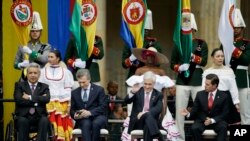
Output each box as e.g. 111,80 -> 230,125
173,0 -> 192,77
10,0 -> 32,48
120,0 -> 147,49
69,0 -> 97,61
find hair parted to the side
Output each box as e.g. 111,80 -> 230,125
143,71 -> 156,82
76,69 -> 91,81
27,62 -> 41,72
206,73 -> 219,87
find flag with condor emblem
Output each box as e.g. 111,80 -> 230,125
120,0 -> 147,49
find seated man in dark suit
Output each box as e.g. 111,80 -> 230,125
70,69 -> 107,141
124,71 -> 163,141
181,73 -> 230,141
14,63 -> 50,141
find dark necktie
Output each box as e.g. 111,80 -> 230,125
110,96 -> 115,111
208,93 -> 214,111
29,84 -> 36,114
82,89 -> 88,102
144,93 -> 150,112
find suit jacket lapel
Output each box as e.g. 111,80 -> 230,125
24,81 -> 32,95
149,90 -> 155,107
204,92 -> 209,111
212,91 -> 220,110
140,89 -> 145,110
87,85 -> 95,106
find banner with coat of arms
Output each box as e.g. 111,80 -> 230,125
10,0 -> 33,61
173,0 -> 193,77
120,0 -> 147,49
69,0 -> 97,61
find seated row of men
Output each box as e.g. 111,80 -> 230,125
15,63 -> 233,141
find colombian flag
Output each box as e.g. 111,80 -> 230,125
120,0 -> 147,49
173,0 -> 192,64
69,0 -> 97,61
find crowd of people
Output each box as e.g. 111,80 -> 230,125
11,6 -> 250,141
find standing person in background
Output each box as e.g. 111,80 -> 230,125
170,13 -> 208,141
39,49 -> 74,141
70,69 -> 107,141
106,80 -> 124,119
64,35 -> 104,87
202,48 -> 240,125
14,11 -> 51,81
122,9 -> 162,79
229,8 -> 250,125
181,74 -> 230,141
14,63 -> 50,141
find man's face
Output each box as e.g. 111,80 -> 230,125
234,27 -> 243,38
27,67 -> 40,84
78,76 -> 90,89
143,79 -> 154,93
107,83 -> 118,96
30,30 -> 41,40
168,86 -> 176,96
204,79 -> 217,92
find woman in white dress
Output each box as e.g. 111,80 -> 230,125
121,47 -> 180,141
202,48 -> 240,125
39,49 -> 74,141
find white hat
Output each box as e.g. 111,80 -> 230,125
190,13 -> 198,31
234,8 -> 246,28
30,11 -> 43,30
144,9 -> 153,30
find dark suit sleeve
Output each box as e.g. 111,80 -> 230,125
90,87 -> 107,117
14,82 -> 35,106
189,92 -> 206,120
31,83 -> 50,104
70,90 -> 77,119
124,94 -> 135,104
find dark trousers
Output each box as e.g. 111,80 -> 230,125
17,114 -> 49,141
191,121 -> 228,141
79,115 -> 107,141
134,113 -> 161,141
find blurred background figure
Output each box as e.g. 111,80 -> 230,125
106,80 -> 124,119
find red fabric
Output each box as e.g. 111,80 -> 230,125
208,93 -> 214,111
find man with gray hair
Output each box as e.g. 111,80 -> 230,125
124,71 -> 163,141
70,69 -> 107,141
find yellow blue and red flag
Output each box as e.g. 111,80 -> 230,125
120,0 -> 147,49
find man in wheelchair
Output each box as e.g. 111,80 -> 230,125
13,63 -> 50,141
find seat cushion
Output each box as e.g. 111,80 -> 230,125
131,129 -> 167,136
72,128 -> 109,135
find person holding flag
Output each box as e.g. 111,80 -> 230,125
14,11 -> 51,81
170,1 -> 208,140
224,8 -> 250,124
121,8 -> 162,79
65,0 -> 104,87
